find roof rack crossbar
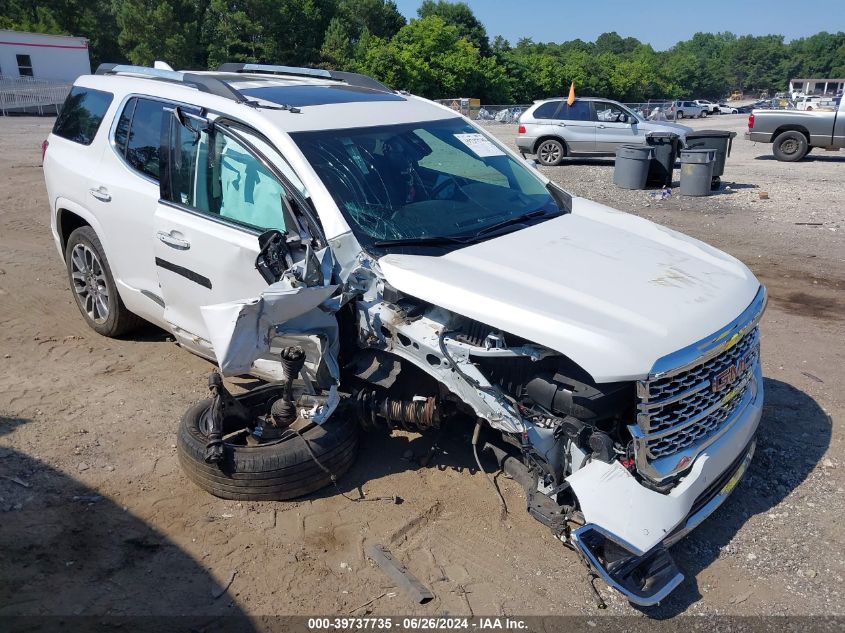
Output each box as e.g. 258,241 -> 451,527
217,62 -> 394,93
94,63 -> 249,104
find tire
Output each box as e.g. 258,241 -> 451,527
701,110 -> 708,117
65,226 -> 143,337
535,138 -> 565,166
177,399 -> 360,501
676,111 -> 684,119
772,130 -> 809,162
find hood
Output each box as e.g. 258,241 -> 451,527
378,198 -> 760,382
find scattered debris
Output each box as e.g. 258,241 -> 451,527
759,191 -> 769,200
77,462 -> 90,472
1,475 -> 30,488
795,222 -> 823,226
212,570 -> 237,599
72,495 -> 102,503
822,458 -> 834,469
730,590 -> 753,604
349,591 -> 389,614
802,371 -> 824,383
649,188 -> 673,200
367,543 -> 434,605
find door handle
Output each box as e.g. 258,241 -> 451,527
555,122 -> 567,127
88,186 -> 111,202
597,124 -> 607,129
157,231 -> 190,250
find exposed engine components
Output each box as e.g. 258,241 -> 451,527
355,389 -> 442,432
202,370 -> 251,463
587,431 -> 615,463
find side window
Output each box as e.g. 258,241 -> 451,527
16,54 -> 33,77
555,101 -> 591,121
113,97 -> 166,181
167,122 -> 287,233
593,102 -> 630,123
53,87 -> 114,146
532,101 -> 561,119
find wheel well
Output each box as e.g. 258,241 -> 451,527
57,209 -> 90,254
772,126 -> 810,144
533,135 -> 567,155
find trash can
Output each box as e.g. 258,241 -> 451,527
645,131 -> 681,188
679,149 -> 716,196
613,145 -> 654,190
682,130 -> 737,189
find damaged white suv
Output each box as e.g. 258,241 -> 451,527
43,63 -> 765,606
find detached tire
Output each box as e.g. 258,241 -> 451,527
177,400 -> 359,501
772,130 -> 809,162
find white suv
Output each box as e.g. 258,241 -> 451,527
43,63 -> 766,606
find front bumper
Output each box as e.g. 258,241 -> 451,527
572,438 -> 756,606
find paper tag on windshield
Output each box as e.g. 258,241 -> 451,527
454,133 -> 505,157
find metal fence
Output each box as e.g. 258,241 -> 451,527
0,75 -> 71,116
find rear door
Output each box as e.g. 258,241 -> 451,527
552,100 -> 596,153
525,100 -> 562,147
153,111 -> 320,358
592,100 -> 643,152
86,96 -> 172,320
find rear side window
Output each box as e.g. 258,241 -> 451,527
555,101 -> 591,121
532,101 -> 560,119
114,97 -> 167,181
53,87 -> 113,146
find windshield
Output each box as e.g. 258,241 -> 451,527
291,118 -> 565,249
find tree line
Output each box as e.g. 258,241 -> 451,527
3,0 -> 844,103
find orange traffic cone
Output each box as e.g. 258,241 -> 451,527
567,81 -> 576,106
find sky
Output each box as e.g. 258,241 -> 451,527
392,0 -> 844,50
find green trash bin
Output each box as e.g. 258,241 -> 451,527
645,131 -> 681,188
679,149 -> 716,196
614,145 -> 654,190
683,130 -> 737,189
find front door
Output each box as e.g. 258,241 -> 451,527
552,100 -> 596,153
153,111 -> 318,359
592,101 -> 643,152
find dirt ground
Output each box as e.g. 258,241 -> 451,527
0,114 -> 843,620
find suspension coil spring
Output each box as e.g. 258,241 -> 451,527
356,390 -> 441,432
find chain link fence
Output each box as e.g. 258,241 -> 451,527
0,75 -> 71,116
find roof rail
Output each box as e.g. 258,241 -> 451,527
217,63 -> 394,93
94,63 -> 247,103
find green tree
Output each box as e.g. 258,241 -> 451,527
321,17 -> 353,68
417,0 -> 489,56
334,0 -> 405,41
113,0 -> 205,68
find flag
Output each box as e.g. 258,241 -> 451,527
567,81 -> 576,106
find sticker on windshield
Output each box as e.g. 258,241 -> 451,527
454,133 -> 505,157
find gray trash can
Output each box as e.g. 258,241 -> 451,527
614,145 -> 654,190
679,149 -> 716,196
683,130 -> 737,189
645,131 -> 680,188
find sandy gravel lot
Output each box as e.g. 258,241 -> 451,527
0,114 -> 843,620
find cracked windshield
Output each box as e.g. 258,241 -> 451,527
292,118 -> 562,244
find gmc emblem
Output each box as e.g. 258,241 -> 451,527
711,355 -> 749,393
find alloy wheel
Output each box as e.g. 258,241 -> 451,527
70,244 -> 110,324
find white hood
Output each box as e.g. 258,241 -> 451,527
378,198 -> 760,382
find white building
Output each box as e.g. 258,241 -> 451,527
789,77 -> 845,97
0,30 -> 91,82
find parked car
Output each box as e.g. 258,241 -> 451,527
717,103 -> 740,114
667,100 -> 705,119
694,99 -> 718,114
516,97 -> 691,165
745,96 -> 844,160
796,95 -> 824,111
44,63 -> 766,607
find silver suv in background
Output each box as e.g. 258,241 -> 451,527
516,97 -> 692,165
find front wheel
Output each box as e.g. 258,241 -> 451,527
701,110 -> 708,117
65,226 -> 142,337
772,130 -> 809,162
676,111 -> 684,119
536,138 -> 565,166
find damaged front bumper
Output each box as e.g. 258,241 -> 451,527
572,437 -> 757,606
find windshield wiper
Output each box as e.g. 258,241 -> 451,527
373,234 -> 472,247
473,209 -> 553,237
